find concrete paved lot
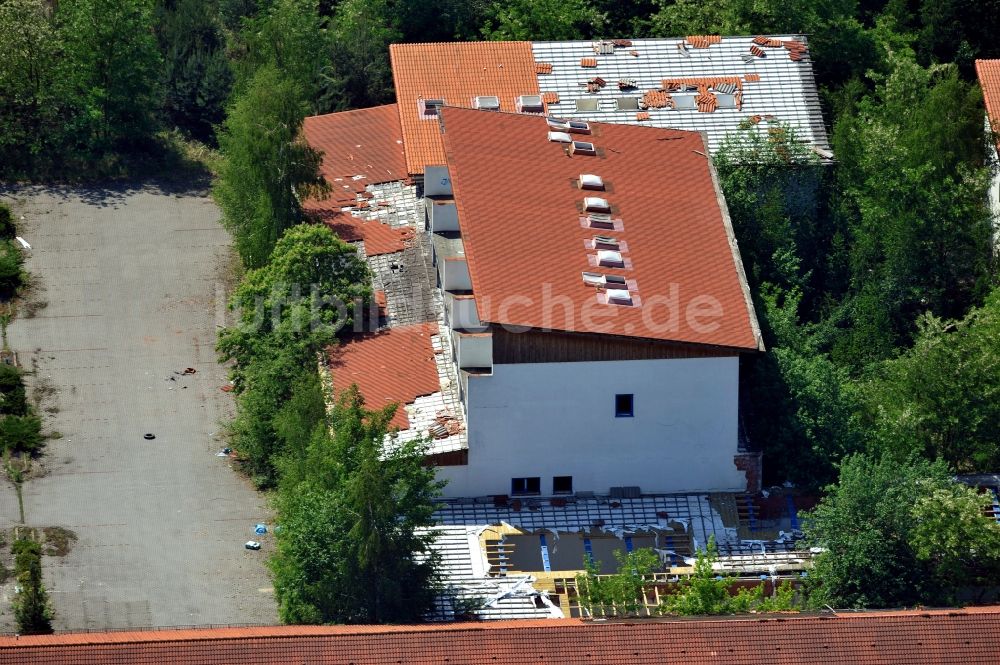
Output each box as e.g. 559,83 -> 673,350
0,183 -> 276,631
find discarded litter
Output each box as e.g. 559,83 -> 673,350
182,367 -> 196,375
15,237 -> 30,250
245,541 -> 261,550
215,447 -> 232,457
254,524 -> 267,535
143,433 -> 156,440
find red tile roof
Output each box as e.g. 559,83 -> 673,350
303,104 -> 408,203
301,104 -> 413,256
389,42 -> 539,174
976,60 -> 1000,146
439,107 -> 761,350
303,201 -> 414,257
326,323 -> 440,430
5,608 -> 1000,664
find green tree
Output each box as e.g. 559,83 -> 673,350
0,414 -> 44,455
576,548 -> 660,617
57,0 -> 163,150
0,0 -> 73,177
11,539 -> 53,634
910,482 -> 1000,594
482,0 -> 606,41
217,223 -> 370,484
214,65 -> 328,268
0,365 -> 29,417
155,0 -> 234,142
658,537 -> 800,615
830,52 -> 992,368
323,0 -> 401,110
860,288 -> 1000,471
270,385 -> 443,624
803,454 -> 954,608
236,0 -> 329,110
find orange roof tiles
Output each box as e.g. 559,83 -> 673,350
439,107 -> 760,350
541,91 -> 560,104
744,73 -> 762,82
976,60 -> 1000,146
302,104 -> 407,204
686,35 -> 722,48
326,323 -> 441,430
6,608 -> 1000,664
535,61 -> 553,74
302,201 -> 412,256
580,57 -> 598,67
389,42 -> 539,175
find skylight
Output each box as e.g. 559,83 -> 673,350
579,174 -> 604,190
420,98 -> 446,117
593,235 -> 619,249
584,196 -> 610,212
597,249 -> 624,266
572,141 -> 597,155
517,95 -> 544,113
567,121 -> 591,134
474,95 -> 500,111
606,288 -> 633,305
548,131 -> 572,143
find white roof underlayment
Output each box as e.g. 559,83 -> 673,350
532,36 -> 831,157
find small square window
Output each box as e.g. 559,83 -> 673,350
512,477 -> 541,495
553,476 -> 573,494
615,394 -> 634,418
576,98 -> 600,112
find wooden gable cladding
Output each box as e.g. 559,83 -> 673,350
491,327 -> 741,364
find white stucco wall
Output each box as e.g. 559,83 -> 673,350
437,356 -> 745,497
428,200 -> 459,233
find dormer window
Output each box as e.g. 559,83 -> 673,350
579,174 -> 604,190
584,197 -> 610,212
420,98 -> 445,117
585,212 -> 615,229
593,235 -> 619,250
517,95 -> 544,113
548,131 -> 572,143
582,272 -> 628,288
597,249 -> 624,267
607,288 -> 633,305
474,95 -> 500,111
572,141 -> 597,155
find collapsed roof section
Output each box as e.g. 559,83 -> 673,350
438,106 -> 762,350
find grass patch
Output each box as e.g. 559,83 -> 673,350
41,527 -> 77,557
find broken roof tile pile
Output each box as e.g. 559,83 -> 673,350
530,36 -> 830,157
302,105 -> 414,256
976,59 -> 1000,149
6,608 -> 1000,664
389,41 -> 541,174
439,106 -> 760,349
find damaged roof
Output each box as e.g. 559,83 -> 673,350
439,106 -> 761,350
6,607 -> 1000,664
325,323 -> 441,430
532,36 -> 831,157
303,104 -> 408,201
389,41 -> 540,174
